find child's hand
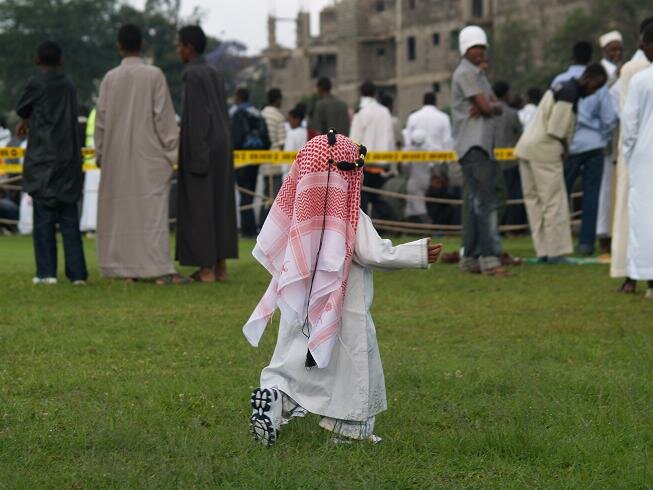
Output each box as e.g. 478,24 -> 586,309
427,239 -> 443,264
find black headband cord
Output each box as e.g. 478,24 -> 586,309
302,129 -> 366,368
302,129 -> 337,368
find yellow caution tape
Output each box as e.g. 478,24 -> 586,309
1,147 -> 517,174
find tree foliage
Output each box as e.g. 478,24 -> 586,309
491,0 -> 653,96
0,0 -> 256,121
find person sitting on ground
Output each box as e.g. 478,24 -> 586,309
16,41 -> 88,285
242,131 -> 442,446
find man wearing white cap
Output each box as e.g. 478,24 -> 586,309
596,31 -> 624,254
451,25 -> 510,276
600,31 -> 624,84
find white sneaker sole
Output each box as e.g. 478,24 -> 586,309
250,388 -> 279,446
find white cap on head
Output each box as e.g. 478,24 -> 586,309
459,25 -> 488,56
599,30 -> 622,48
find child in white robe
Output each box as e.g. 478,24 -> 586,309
243,132 -> 441,445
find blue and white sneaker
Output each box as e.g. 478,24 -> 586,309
250,387 -> 282,446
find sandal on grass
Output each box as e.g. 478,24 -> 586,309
154,274 -> 192,286
482,266 -> 514,277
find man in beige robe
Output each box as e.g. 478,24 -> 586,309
611,19 -> 653,292
96,24 -> 185,283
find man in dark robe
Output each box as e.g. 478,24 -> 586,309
176,25 -> 238,282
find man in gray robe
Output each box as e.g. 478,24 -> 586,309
95,24 -> 186,284
176,25 -> 238,282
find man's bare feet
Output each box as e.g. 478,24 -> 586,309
214,260 -> 228,282
190,267 -> 216,283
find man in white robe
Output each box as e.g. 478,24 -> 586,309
621,26 -> 653,299
611,20 -> 653,293
95,24 -> 185,283
403,92 -> 453,222
350,80 -> 396,220
596,31 -> 623,253
242,134 -> 441,445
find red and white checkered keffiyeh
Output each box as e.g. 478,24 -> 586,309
243,134 -> 362,368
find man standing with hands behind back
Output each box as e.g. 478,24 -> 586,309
95,24 -> 186,285
176,25 -> 238,283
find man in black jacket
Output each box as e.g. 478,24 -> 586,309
231,87 -> 270,237
16,41 -> 87,285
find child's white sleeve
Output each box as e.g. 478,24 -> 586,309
353,210 -> 429,270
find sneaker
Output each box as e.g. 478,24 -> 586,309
72,280 -> 87,286
32,277 -> 57,285
250,387 -> 282,446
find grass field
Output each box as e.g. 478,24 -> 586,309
0,234 -> 651,489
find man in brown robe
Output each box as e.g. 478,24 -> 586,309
95,24 -> 186,284
176,25 -> 238,282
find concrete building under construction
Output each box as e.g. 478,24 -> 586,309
264,0 -> 591,123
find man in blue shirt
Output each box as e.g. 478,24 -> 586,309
552,41 -> 618,255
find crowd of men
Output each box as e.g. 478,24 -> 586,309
2,18 -> 653,297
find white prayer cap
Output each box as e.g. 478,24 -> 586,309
410,128 -> 427,147
459,25 -> 488,56
599,31 -> 623,48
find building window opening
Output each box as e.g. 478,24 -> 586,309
376,1 -> 385,12
472,0 -> 483,17
432,33 -> 440,46
409,0 -> 416,8
407,36 -> 416,60
450,30 -> 459,51
377,47 -> 386,56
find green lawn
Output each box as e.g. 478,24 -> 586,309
0,234 -> 651,489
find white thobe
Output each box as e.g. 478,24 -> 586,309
518,103 -> 538,129
349,97 -> 396,152
596,58 -> 621,238
403,105 -> 453,217
260,210 -> 429,423
622,65 -> 653,280
282,126 -> 307,178
611,57 -> 651,277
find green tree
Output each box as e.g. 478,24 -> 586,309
0,0 -> 118,116
491,0 -> 653,98
0,0 -> 252,120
